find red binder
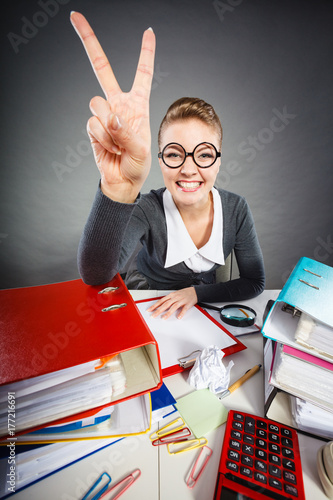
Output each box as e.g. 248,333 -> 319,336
0,275 -> 162,437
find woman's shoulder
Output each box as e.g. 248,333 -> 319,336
214,186 -> 247,206
139,187 -> 166,205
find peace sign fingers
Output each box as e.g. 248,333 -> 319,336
132,27 -> 156,100
70,11 -> 120,99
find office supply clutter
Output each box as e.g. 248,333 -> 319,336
82,469 -> 141,500
0,274 -> 162,439
214,410 -> 306,500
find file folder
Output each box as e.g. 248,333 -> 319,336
0,274 -> 162,438
262,256 -> 333,362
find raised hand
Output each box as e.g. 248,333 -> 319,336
70,12 -> 156,202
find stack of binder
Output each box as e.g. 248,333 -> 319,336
0,274 -> 163,496
262,256 -> 333,441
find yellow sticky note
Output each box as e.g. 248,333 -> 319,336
175,389 -> 228,438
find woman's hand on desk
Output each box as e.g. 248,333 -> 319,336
70,12 -> 156,203
147,287 -> 198,320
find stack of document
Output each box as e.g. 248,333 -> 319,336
0,383 -> 175,496
0,358 -> 125,436
262,256 -> 333,440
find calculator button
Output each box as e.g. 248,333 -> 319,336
254,472 -> 267,484
257,420 -> 268,429
230,439 -> 241,451
255,460 -> 267,473
269,443 -> 280,454
269,432 -> 280,443
226,461 -> 238,472
269,454 -> 281,466
228,449 -> 240,461
243,434 -> 254,445
283,458 -> 296,471
240,466 -> 252,478
231,430 -> 242,440
269,423 -> 280,433
282,437 -> 293,448
284,484 -> 299,497
256,438 -> 267,449
284,470 -> 297,484
242,444 -> 254,456
282,447 -> 294,459
234,413 -> 244,422
232,421 -> 243,431
281,427 -> 292,438
241,455 -> 253,467
244,416 -> 256,435
269,465 -> 282,478
269,477 -> 282,490
256,428 -> 267,439
255,449 -> 267,460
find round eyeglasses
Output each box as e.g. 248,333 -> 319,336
158,142 -> 221,169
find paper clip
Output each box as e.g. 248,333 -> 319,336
82,472 -> 111,500
98,286 -> 119,294
152,426 -> 191,446
149,417 -> 185,441
167,437 -> 208,455
186,445 -> 213,488
99,469 -> 141,499
102,303 -> 127,312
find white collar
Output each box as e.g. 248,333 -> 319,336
163,188 -> 225,269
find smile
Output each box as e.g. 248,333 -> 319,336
176,181 -> 202,190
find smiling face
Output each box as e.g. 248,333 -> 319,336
158,118 -> 221,211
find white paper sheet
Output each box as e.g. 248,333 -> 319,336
136,300 -> 237,370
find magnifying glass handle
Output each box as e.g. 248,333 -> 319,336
197,302 -> 221,312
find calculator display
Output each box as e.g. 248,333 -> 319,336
214,410 -> 305,500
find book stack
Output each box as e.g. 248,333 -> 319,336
0,274 -> 163,497
262,256 -> 333,441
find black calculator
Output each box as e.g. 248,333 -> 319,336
214,410 -> 305,500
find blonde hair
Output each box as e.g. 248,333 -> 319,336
158,97 -> 223,149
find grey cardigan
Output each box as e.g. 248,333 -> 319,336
78,186 -> 265,303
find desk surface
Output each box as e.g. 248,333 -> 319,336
11,290 -> 327,500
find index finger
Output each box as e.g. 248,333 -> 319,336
70,12 -> 120,98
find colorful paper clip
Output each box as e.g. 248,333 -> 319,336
149,416 -> 185,441
186,445 -> 213,488
167,437 -> 208,455
152,426 -> 191,446
82,472 -> 111,500
99,469 -> 141,499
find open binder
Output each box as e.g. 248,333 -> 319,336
0,275 -> 162,439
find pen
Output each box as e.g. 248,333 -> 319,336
218,364 -> 262,399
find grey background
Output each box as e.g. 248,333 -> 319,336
1,0 -> 332,290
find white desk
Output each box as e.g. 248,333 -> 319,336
11,291 -> 327,500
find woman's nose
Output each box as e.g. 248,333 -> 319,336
180,155 -> 198,175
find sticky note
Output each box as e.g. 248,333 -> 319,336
175,389 -> 228,438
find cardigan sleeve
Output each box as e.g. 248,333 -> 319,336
77,186 -> 142,285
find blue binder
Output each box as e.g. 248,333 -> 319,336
262,256 -> 333,361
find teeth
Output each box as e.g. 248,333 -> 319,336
177,182 -> 201,189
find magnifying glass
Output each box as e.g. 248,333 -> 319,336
198,303 -> 257,328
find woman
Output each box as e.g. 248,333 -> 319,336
71,12 -> 265,319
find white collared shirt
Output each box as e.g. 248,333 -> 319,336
163,188 -> 225,272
